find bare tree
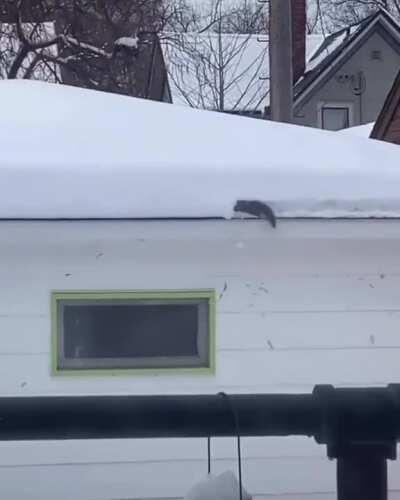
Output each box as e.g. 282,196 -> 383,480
308,0 -> 400,33
163,0 -> 269,115
163,0 -> 268,35
160,0 -> 199,33
0,0 -> 163,95
217,0 -> 268,34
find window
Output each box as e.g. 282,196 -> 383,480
318,102 -> 353,131
52,291 -> 215,374
321,107 -> 349,131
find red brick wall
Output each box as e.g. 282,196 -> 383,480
292,0 -> 307,82
385,110 -> 400,145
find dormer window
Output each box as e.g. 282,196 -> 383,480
318,102 -> 354,131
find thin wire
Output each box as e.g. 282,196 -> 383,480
207,436 -> 211,474
218,392 -> 243,500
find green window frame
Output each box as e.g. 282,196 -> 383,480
51,290 -> 216,376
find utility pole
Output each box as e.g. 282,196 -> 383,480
269,0 -> 294,123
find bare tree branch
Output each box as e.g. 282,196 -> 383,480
1,0 -> 163,94
308,0 -> 400,33
163,0 -> 269,115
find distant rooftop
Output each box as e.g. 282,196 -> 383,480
161,32 -> 325,113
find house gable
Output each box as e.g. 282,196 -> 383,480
295,10 -> 400,106
371,69 -> 400,144
294,10 -> 400,129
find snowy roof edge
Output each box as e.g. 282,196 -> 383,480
1,81 -> 400,221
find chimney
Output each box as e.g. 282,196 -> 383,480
291,0 -> 307,82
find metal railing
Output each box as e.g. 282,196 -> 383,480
1,385 -> 400,500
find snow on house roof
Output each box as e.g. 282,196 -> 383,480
161,33 -> 325,112
339,122 -> 375,138
305,24 -> 362,74
1,80 -> 400,221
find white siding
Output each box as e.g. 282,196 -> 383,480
1,219 -> 400,499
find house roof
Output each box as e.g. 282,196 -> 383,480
161,32 -> 325,112
370,68 -> 400,142
1,80 -> 400,220
295,9 -> 400,103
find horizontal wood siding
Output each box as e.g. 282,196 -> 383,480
0,219 -> 400,499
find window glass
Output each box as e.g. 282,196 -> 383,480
54,293 -> 214,372
321,107 -> 350,131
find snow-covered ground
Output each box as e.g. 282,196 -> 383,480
0,80 -> 399,220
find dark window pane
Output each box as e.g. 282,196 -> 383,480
63,303 -> 200,360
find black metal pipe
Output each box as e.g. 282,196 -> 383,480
0,387 -> 399,500
0,386 -> 399,442
337,452 -> 387,500
0,394 -> 319,440
313,385 -> 400,454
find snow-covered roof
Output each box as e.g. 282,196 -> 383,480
1,80 -> 400,220
161,33 -> 325,112
305,26 -> 360,73
339,122 -> 375,138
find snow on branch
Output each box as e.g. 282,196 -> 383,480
114,37 -> 140,50
0,0 -> 159,88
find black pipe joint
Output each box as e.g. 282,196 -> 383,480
312,385 -> 400,460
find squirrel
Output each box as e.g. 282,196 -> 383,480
234,200 -> 277,228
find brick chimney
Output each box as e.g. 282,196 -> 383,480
291,0 -> 307,82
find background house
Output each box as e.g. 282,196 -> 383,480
1,80 -> 400,500
294,8 -> 400,131
163,2 -> 400,131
